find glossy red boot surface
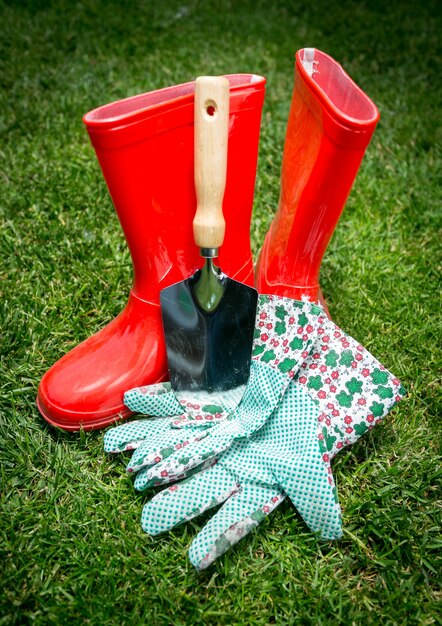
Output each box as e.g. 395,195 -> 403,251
38,75 -> 266,431
256,48 -> 379,303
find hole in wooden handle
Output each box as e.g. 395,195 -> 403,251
205,100 -> 216,117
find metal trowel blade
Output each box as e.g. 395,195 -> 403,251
160,269 -> 257,414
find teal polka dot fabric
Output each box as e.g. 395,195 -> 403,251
140,384 -> 342,569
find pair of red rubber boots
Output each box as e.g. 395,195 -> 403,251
37,48 -> 380,431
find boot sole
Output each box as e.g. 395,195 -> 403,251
36,395 -> 134,432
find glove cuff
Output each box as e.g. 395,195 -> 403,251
294,318 -> 406,457
252,295 -> 324,377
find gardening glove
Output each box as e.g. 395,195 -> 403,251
138,318 -> 405,570
104,295 -> 324,478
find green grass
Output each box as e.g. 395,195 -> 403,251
1,0 -> 441,623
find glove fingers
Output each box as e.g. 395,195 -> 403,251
167,385 -> 247,424
140,463 -> 239,534
127,423 -> 210,473
134,456 -> 218,491
126,384 -> 244,423
139,425 -> 234,487
189,483 -> 285,571
124,383 -> 182,416
103,418 -> 173,453
277,446 -> 342,540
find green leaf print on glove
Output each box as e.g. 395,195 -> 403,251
296,320 -> 406,457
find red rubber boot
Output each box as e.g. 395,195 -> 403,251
37,75 -> 266,431
256,48 -> 379,305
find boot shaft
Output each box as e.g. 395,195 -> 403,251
83,75 -> 266,302
257,48 -> 379,300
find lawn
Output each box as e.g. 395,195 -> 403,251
1,0 -> 441,624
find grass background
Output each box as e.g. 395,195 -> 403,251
1,0 -> 441,623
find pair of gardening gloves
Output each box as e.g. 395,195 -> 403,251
104,295 -> 405,570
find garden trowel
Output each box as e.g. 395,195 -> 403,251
160,76 -> 258,413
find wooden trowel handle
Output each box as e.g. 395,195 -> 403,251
193,76 -> 230,255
